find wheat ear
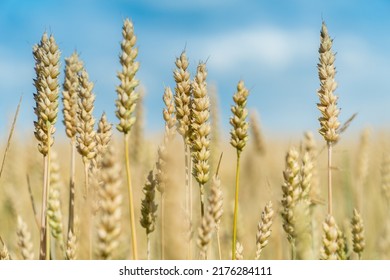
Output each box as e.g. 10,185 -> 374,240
230,80 -> 249,260
281,147 -> 300,259
191,62 -> 210,218
16,216 -> 35,260
96,147 -> 122,260
255,201 -> 274,260
140,170 -> 158,260
250,110 -> 266,155
0,236 -> 10,260
320,215 -> 339,260
351,209 -> 365,259
33,32 -> 60,260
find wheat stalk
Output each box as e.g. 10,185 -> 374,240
156,86 -> 176,259
316,21 -> 340,216
76,68 -> 96,259
33,32 -> 60,260
173,51 -> 193,258
115,18 -> 139,260
62,51 -> 83,244
230,80 -> 249,260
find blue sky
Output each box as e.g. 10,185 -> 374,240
1,0 -> 390,139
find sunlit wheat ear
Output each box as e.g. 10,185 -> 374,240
16,216 -> 35,260
197,210 -> 215,260
97,148 -> 122,260
65,230 -> 77,260
337,228 -> 348,260
173,51 -> 192,144
33,32 -> 60,260
0,236 -> 10,260
281,147 -> 300,258
94,112 -> 112,168
76,69 -> 96,165
63,52 -> 84,139
191,62 -> 210,218
33,33 -> 60,156
316,21 -> 340,216
115,18 -> 140,134
230,80 -> 249,260
320,215 -> 339,260
255,201 -> 274,260
235,241 -> 244,260
317,22 -> 340,144
230,80 -> 249,153
351,209 -> 365,259
300,152 -> 313,202
47,151 -> 64,248
250,110 -> 266,155
140,170 -> 158,260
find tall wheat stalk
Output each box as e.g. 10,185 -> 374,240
76,69 -> 96,259
62,52 -> 83,239
115,19 -> 140,260
156,86 -> 176,259
33,33 -> 60,260
230,80 -> 249,260
173,51 -> 193,258
316,22 -> 340,216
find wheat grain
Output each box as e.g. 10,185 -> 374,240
351,208 -> 365,259
320,215 -> 339,260
96,148 -> 122,260
16,216 -> 35,260
255,201 -> 274,260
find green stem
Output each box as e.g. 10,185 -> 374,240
125,133 -> 138,260
232,150 -> 241,260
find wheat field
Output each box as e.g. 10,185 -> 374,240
0,19 -> 389,261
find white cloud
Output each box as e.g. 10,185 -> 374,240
193,25 -> 317,73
